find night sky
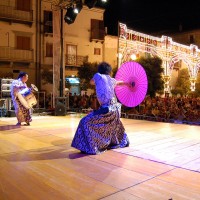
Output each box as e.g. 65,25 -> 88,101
102,0 -> 200,36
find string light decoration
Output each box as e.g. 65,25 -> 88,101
118,22 -> 200,92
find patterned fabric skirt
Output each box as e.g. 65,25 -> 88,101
71,104 -> 129,155
14,98 -> 32,123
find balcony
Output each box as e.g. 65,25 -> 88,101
65,55 -> 88,67
0,5 -> 33,25
0,47 -> 34,63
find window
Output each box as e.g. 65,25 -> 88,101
16,0 -> 31,11
91,19 -> 105,40
46,43 -> 53,57
94,48 -> 101,55
66,44 -> 77,65
44,11 -> 53,33
16,36 -> 30,50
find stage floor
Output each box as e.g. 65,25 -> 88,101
0,115 -> 200,200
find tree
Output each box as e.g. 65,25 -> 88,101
136,56 -> 164,97
193,70 -> 200,97
174,68 -> 190,96
171,87 -> 184,96
78,62 -> 98,90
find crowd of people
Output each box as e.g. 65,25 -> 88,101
69,94 -> 200,125
69,92 -> 99,111
124,96 -> 200,125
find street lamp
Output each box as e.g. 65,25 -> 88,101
130,53 -> 136,60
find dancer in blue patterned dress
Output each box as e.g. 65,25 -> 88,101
71,62 -> 129,154
10,72 -> 32,126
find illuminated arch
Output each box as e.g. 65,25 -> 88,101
118,22 -> 200,93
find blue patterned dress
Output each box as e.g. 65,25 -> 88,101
71,73 -> 129,154
10,79 -> 32,123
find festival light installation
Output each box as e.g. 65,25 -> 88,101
118,23 -> 200,93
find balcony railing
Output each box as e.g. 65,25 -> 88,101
0,5 -> 33,24
65,55 -> 88,67
0,47 -> 34,62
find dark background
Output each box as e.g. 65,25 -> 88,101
101,0 -> 200,35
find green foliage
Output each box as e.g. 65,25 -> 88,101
171,87 -> 184,96
173,68 -> 190,96
192,70 -> 200,97
156,90 -> 165,96
77,62 -> 118,90
77,62 -> 98,90
136,56 -> 164,97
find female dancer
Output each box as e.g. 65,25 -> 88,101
71,62 -> 129,154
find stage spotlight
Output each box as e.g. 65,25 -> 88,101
85,0 -> 97,9
74,0 -> 83,14
64,7 -> 78,24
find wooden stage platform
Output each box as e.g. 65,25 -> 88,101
0,115 -> 200,200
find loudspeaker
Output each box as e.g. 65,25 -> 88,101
55,102 -> 66,116
55,97 -> 68,116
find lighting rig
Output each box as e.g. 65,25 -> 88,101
46,0 -> 107,97
51,0 -> 107,24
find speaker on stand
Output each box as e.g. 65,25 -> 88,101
55,97 -> 68,116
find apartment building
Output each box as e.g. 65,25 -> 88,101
0,0 -> 36,85
0,0 -> 115,97
169,29 -> 200,48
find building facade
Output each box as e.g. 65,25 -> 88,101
0,0 -> 36,85
0,0 -> 112,98
1,0 -> 198,101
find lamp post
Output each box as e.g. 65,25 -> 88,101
60,8 -> 64,97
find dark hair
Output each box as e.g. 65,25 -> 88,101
18,72 -> 27,79
97,62 -> 112,75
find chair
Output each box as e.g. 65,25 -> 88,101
0,99 -> 6,117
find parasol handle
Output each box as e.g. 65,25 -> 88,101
131,81 -> 135,88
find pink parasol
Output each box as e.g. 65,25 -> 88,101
115,61 -> 148,107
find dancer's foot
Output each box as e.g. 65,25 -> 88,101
16,122 -> 21,126
25,122 -> 30,126
125,140 -> 130,147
